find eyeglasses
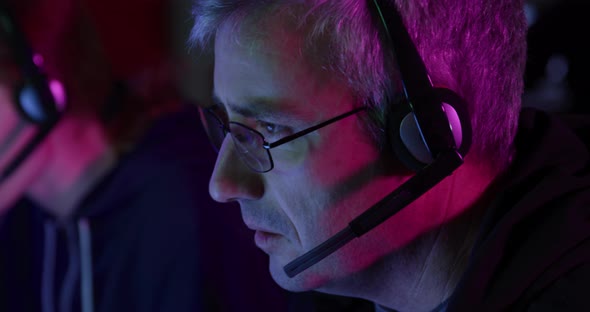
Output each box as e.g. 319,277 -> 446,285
198,105 -> 366,173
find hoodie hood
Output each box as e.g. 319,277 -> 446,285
448,108 -> 590,311
72,102 -> 208,219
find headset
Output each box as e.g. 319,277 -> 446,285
0,2 -> 66,182
284,0 -> 472,277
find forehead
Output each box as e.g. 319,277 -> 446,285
213,17 -> 333,121
214,20 -> 303,91
214,18 -> 306,108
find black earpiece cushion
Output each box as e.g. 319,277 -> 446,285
388,87 -> 472,172
14,82 -> 61,124
387,95 -> 425,171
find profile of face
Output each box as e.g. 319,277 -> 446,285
0,85 -> 24,166
0,80 -> 46,212
0,35 -> 48,211
0,0 -> 74,211
207,15 -> 458,293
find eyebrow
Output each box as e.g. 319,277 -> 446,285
211,92 -> 302,123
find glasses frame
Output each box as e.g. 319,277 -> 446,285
200,106 -> 366,173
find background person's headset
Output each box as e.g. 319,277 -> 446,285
0,2 -> 66,182
284,0 -> 472,277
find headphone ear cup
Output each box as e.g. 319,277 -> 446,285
387,100 -> 427,172
389,87 -> 471,172
15,83 -> 45,123
14,82 -> 62,124
398,111 -> 434,165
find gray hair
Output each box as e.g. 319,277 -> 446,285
189,0 -> 527,173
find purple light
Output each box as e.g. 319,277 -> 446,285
49,79 -> 66,111
32,53 -> 44,67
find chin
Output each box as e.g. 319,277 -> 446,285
268,256 -> 334,292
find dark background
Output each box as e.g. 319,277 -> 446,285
523,0 -> 589,114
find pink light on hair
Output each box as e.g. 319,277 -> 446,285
49,79 -> 66,111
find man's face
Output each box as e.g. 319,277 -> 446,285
208,20 -> 423,292
0,84 -> 24,167
0,42 -> 43,212
0,19 -> 26,178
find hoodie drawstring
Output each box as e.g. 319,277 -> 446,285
42,221 -> 57,312
59,224 -> 80,312
41,219 -> 95,312
78,219 -> 94,312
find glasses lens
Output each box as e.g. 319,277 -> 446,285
198,107 -> 227,152
229,123 -> 272,172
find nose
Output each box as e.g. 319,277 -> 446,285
209,136 -> 264,203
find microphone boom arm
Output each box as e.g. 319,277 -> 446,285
284,150 -> 464,278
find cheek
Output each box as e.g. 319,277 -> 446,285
0,91 -> 20,141
268,169 -> 338,247
0,102 -> 35,169
305,128 -> 381,222
307,120 -> 379,189
270,169 -> 365,253
277,128 -> 381,237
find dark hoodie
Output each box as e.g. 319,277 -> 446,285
0,104 -> 290,312
446,108 -> 590,311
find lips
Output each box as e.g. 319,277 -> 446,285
253,230 -> 283,252
240,204 -> 290,252
244,221 -> 276,234
243,220 -> 283,250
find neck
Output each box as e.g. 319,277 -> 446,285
317,160 -> 496,312
27,116 -> 117,220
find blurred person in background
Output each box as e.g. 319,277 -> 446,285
523,0 -> 590,114
0,0 -> 292,311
